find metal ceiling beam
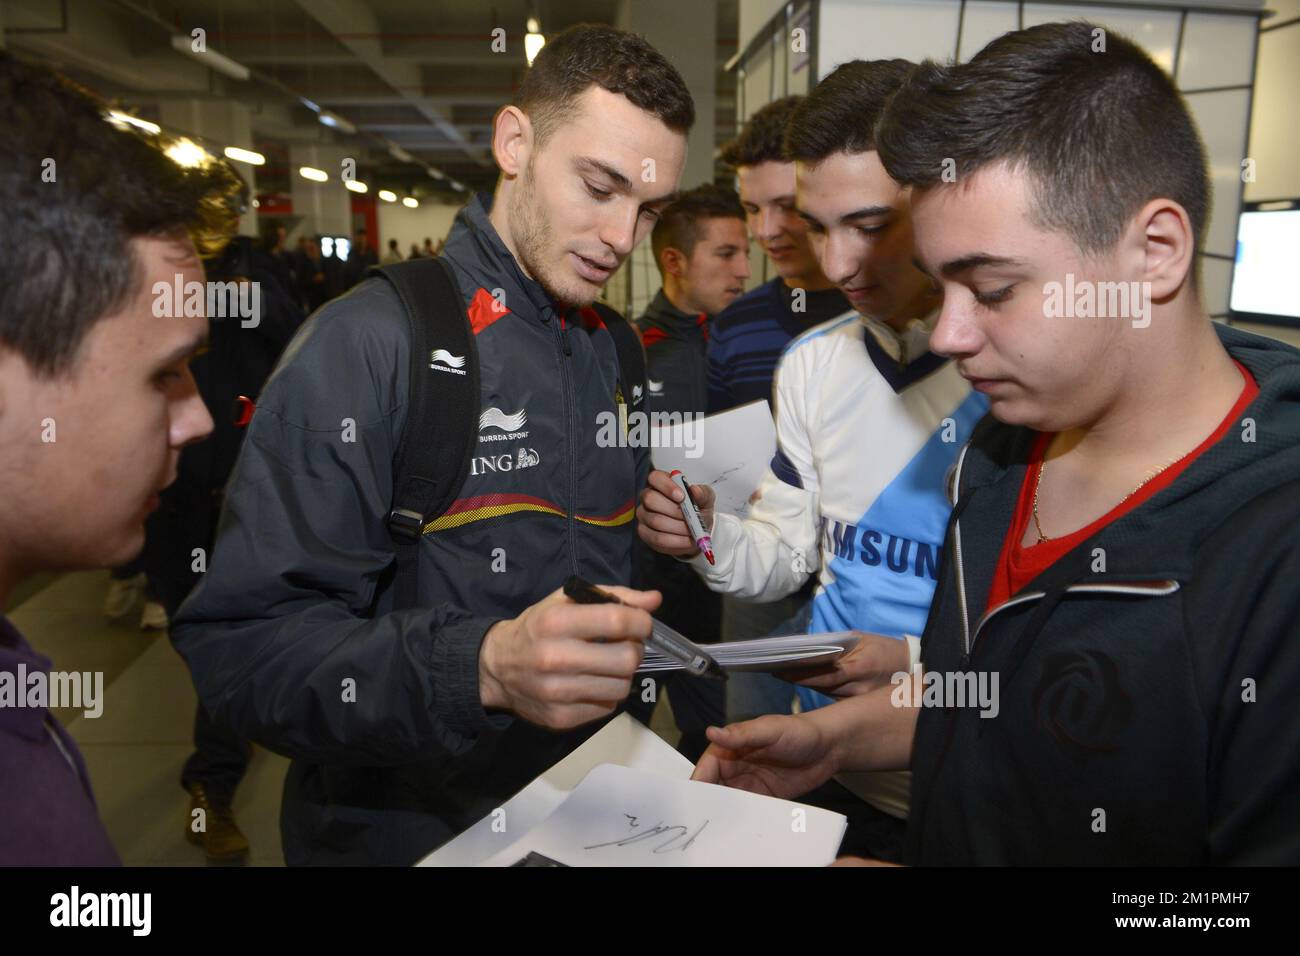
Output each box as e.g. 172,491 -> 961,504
292,0 -> 492,168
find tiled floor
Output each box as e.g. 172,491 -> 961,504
11,568 -> 680,866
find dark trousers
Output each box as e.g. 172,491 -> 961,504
144,491 -> 252,807
180,705 -> 252,807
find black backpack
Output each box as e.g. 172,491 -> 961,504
368,258 -> 646,608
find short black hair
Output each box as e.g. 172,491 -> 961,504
784,60 -> 913,164
720,95 -> 802,169
651,184 -> 746,267
518,24 -> 695,144
0,53 -> 240,378
875,21 -> 1210,259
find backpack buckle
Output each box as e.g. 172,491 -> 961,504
387,508 -> 425,541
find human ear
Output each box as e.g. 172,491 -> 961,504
1132,198 -> 1195,301
492,105 -> 532,178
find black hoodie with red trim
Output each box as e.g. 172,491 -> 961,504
906,324 -> 1300,865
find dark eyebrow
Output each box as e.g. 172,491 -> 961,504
576,157 -> 677,206
839,205 -> 893,223
576,157 -> 631,191
937,253 -> 1028,278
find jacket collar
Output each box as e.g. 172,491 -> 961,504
953,323 -> 1300,592
441,192 -> 563,325
639,289 -> 707,341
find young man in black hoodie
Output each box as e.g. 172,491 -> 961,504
693,21 -> 1300,865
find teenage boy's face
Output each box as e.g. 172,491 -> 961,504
911,163 -> 1131,431
0,235 -> 214,575
511,86 -> 686,307
679,217 -> 751,316
795,150 -> 935,323
736,161 -> 821,285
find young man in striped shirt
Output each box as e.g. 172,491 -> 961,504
706,96 -> 853,723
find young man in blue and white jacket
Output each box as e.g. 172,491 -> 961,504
638,60 -> 987,859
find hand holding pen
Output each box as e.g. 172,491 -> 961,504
636,468 -> 718,562
563,576 -> 726,680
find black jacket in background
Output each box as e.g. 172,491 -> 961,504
907,323 -> 1300,865
145,237 -> 306,615
634,289 -> 709,416
631,290 -> 721,643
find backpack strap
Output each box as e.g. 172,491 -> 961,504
589,301 -> 647,412
368,258 -> 480,609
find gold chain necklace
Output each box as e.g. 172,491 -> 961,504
1031,455 -> 1181,545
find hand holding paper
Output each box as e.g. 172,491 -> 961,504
784,630 -> 913,698
693,713 -> 841,803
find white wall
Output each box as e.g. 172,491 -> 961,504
375,200 -> 464,258
732,0 -> 1267,318
1245,0 -> 1300,202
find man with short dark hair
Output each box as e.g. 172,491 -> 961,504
638,183 -> 750,413
629,183 -> 749,760
693,22 -> 1300,865
709,96 -> 848,413
171,23 -> 694,865
640,60 -> 985,860
0,53 -> 226,864
705,96 -> 854,726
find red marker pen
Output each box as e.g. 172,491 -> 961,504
669,469 -> 714,565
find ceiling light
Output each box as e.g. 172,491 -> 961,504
319,111 -> 357,134
170,34 -> 250,81
223,146 -> 265,166
525,30 -> 545,67
377,189 -> 397,203
345,179 -> 368,193
402,196 -> 418,208
299,166 -> 328,182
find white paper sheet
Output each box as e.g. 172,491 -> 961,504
641,631 -> 861,673
482,763 -> 847,867
416,713 -> 693,867
652,400 -> 776,518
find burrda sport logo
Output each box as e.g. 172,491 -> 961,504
429,348 -> 467,375
478,407 -> 528,442
473,407 -> 538,475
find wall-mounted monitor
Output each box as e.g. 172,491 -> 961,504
1230,202 -> 1300,327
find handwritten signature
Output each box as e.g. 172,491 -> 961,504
584,814 -> 710,855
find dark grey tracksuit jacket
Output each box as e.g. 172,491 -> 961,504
172,194 -> 648,865
633,289 -> 709,416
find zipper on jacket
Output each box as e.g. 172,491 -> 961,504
969,579 -> 1181,652
549,309 -> 579,573
948,441 -> 974,666
946,440 -> 1181,663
